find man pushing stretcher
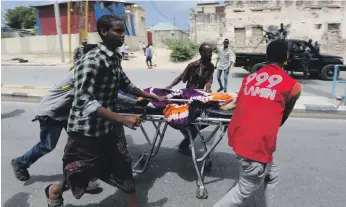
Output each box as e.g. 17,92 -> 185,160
214,39 -> 301,207
166,43 -> 215,156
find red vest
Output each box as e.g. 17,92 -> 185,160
228,64 -> 298,163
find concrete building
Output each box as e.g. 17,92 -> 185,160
1,0 -> 147,55
150,22 -> 189,47
190,0 -> 346,57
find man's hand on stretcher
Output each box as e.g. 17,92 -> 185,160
120,115 -> 144,130
131,87 -> 167,103
165,86 -> 212,93
155,96 -> 168,102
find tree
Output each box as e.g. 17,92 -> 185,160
5,6 -> 36,29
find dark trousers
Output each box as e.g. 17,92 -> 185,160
16,116 -> 67,168
179,125 -> 208,149
302,62 -> 309,79
146,56 -> 152,66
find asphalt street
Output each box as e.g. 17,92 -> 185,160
1,101 -> 346,207
2,65 -> 346,97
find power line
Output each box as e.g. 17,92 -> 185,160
150,1 -> 174,24
148,1 -> 190,31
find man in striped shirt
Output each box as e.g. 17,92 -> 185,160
45,15 -> 166,207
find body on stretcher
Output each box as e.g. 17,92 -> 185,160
116,102 -> 234,200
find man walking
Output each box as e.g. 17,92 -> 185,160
11,44 -> 142,190
215,38 -> 235,93
44,15 -> 166,207
166,43 -> 215,155
213,40 -> 301,207
146,43 -> 154,69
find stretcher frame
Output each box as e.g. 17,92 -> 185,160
120,109 -> 232,199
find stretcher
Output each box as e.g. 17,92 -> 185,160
117,104 -> 233,199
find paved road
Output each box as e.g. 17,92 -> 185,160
2,101 -> 346,207
2,65 -> 346,97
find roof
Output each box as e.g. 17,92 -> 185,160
197,2 -> 220,6
151,22 -> 180,31
30,0 -> 134,8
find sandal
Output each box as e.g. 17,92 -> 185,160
11,159 -> 30,181
45,184 -> 64,207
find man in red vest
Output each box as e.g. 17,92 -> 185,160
213,40 -> 301,207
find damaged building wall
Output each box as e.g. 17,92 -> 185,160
190,0 -> 346,57
190,8 -> 225,45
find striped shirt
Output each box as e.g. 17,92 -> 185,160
67,43 -> 135,137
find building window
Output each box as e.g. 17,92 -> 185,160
328,23 -> 340,31
216,6 -> 225,13
315,24 -> 322,29
234,9 -> 245,12
171,32 -> 175,38
296,0 -> 303,6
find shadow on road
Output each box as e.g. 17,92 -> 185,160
3,192 -> 30,207
24,173 -> 63,186
62,133 -> 265,207
1,109 -> 25,119
4,132 -> 266,206
232,72 -> 249,79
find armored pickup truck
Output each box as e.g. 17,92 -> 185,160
234,39 -> 345,80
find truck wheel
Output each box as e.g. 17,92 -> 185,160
251,63 -> 265,73
321,64 -> 340,81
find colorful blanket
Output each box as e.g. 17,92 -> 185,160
138,88 -> 235,129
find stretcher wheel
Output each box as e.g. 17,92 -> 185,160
196,187 -> 208,199
205,159 -> 212,171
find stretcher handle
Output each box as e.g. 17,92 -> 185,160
131,106 -> 147,130
133,106 -> 147,120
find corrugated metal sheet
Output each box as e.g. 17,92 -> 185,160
37,3 -> 97,36
30,0 -> 134,8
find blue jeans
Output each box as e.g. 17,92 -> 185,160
217,69 -> 230,92
214,156 -> 279,207
15,116 -> 67,168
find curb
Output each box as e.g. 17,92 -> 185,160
2,92 -> 346,115
1,92 -> 43,99
1,63 -> 59,66
1,85 -> 50,90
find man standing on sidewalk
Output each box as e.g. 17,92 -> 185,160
215,38 -> 235,93
213,40 -> 301,207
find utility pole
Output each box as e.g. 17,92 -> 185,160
173,16 -> 176,39
54,1 -> 65,63
85,0 -> 89,41
67,0 -> 71,64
